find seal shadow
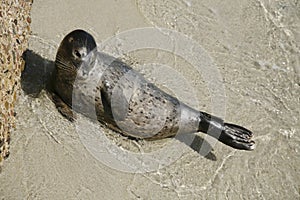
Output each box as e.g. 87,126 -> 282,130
21,49 -> 217,161
21,49 -> 55,97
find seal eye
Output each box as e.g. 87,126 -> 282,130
73,47 -> 87,59
74,50 -> 82,58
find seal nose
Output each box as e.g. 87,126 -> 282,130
73,47 -> 87,59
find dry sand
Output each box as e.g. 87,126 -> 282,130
1,0 -> 299,199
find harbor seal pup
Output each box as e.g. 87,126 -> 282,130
51,29 -> 255,150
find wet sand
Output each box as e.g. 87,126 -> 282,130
0,0 -> 299,199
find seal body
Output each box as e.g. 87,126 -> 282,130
52,29 -> 255,150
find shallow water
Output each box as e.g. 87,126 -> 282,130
0,0 -> 299,199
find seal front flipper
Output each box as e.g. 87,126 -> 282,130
198,112 -> 255,150
50,92 -> 76,122
99,88 -> 116,126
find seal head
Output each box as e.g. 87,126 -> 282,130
55,29 -> 97,78
53,30 -> 97,106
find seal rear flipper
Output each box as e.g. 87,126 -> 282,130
198,112 -> 255,150
219,123 -> 255,150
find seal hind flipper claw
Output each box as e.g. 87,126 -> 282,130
50,92 -> 76,122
